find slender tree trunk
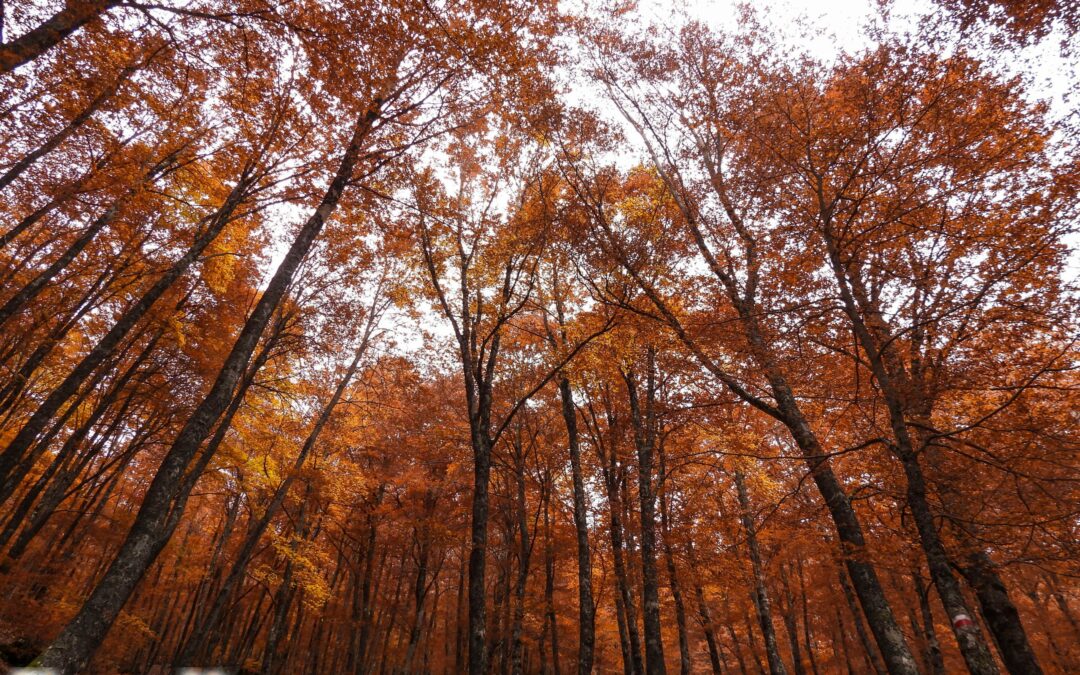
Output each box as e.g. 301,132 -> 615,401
1,318 -> 165,553
1027,588 -> 1070,671
835,606 -> 857,674
404,534 -> 433,674
0,202 -> 120,326
356,500 -> 384,674
913,567 -> 946,675
625,353 -> 666,675
734,470 -> 787,675
605,458 -> 644,675
509,451 -> 531,675
0,338 -> 148,555
0,263 -> 110,416
544,472 -> 562,675
1043,573 -> 1080,642
0,61 -> 137,192
779,565 -> 806,675
838,564 -> 885,675
32,101 -> 383,674
0,335 -> 121,505
687,541 -> 723,675
726,620 -> 749,675
659,450 -> 690,675
455,541 -> 467,675
797,559 -> 820,675
178,337 -> 368,664
558,376 -> 595,674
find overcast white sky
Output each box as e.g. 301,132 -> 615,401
629,0 -> 1075,113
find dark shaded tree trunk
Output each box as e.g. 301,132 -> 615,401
838,564 -> 886,675
659,447 -> 690,675
779,565 -> 806,675
726,620 -> 749,675
1043,573 -> 1080,642
687,541 -> 723,675
32,101 -> 383,674
835,606 -> 857,674
586,396 -> 644,675
961,552 -> 1044,675
797,559 -> 820,675
543,471 -> 561,675
734,470 -> 787,675
624,350 -> 666,675
913,567 -> 946,675
509,434 -> 533,675
0,0 -> 119,73
467,432 -> 494,675
558,376 -> 595,674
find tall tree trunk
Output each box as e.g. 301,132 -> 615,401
509,447 -> 532,675
404,532 -> 433,674
797,559 -> 820,675
838,563 -> 885,675
625,351 -> 666,675
734,470 -> 787,675
558,376 -> 595,674
779,565 -> 806,675
1043,573 -> 1080,642
468,432 -> 493,675
835,606 -> 857,674
727,619 -> 749,675
604,456 -> 644,675
32,101 -> 384,674
913,567 -> 946,675
355,495 -> 384,675
745,608 -> 767,675
687,541 -> 723,675
543,471 -> 561,675
263,558 -> 300,675
659,448 -> 690,675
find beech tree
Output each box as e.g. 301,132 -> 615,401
0,0 -> 1076,673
